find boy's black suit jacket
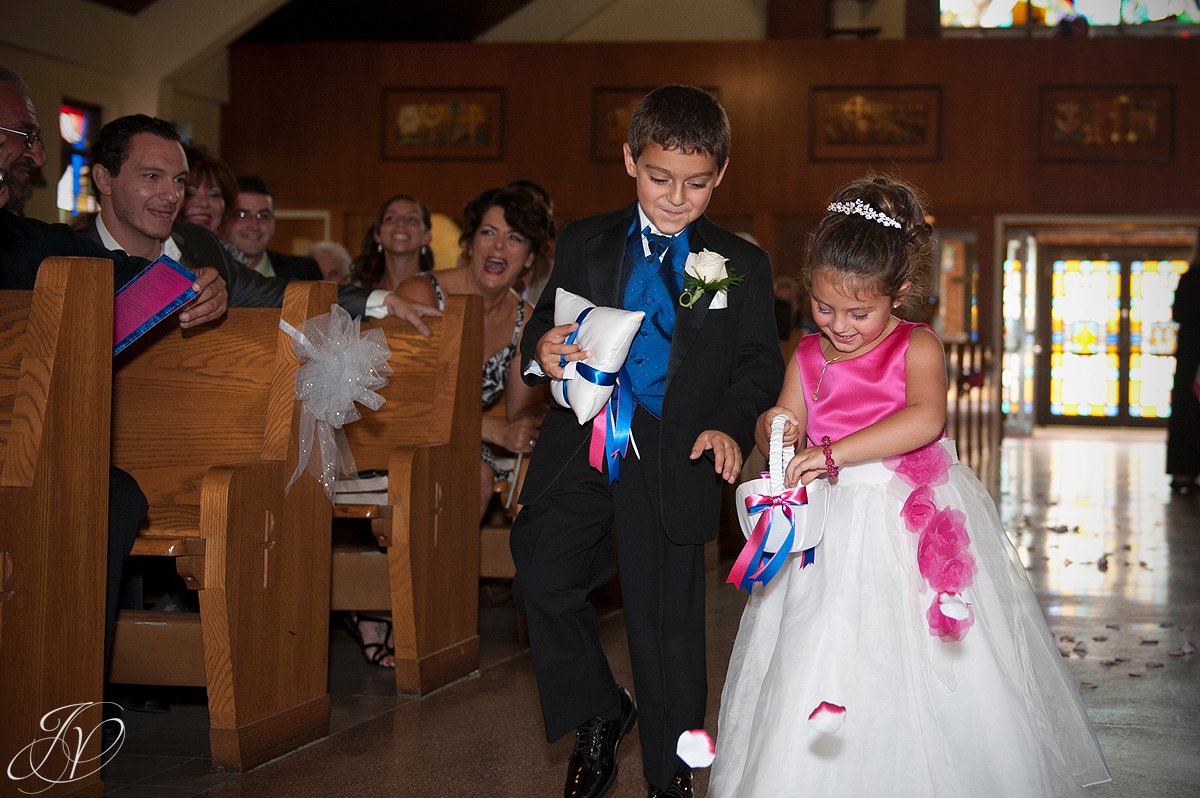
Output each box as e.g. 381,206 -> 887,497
518,204 -> 784,544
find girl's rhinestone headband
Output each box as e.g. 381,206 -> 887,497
827,198 -> 901,229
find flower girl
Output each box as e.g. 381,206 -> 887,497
709,175 -> 1110,797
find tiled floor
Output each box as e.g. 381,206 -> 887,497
98,427 -> 1199,797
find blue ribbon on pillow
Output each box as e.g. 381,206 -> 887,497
557,306 -> 635,484
559,307 -> 593,370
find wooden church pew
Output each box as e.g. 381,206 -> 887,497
107,280 -> 337,771
330,294 -> 483,695
0,257 -> 112,798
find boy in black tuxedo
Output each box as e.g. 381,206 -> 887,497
512,85 -> 783,798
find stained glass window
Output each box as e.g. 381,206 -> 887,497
1002,257 -> 1028,415
57,100 -> 101,221
941,0 -> 1200,28
1049,260 -> 1121,417
1002,244 -> 1038,424
1128,259 -> 1188,418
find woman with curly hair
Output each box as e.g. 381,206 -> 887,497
395,186 -> 555,517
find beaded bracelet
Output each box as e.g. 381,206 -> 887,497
821,436 -> 839,480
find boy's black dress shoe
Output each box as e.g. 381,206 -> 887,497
647,767 -> 694,798
563,684 -> 637,798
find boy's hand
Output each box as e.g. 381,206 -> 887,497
690,430 -> 742,484
536,322 -> 590,379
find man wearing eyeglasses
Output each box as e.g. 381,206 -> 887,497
0,64 -> 47,215
225,175 -> 322,282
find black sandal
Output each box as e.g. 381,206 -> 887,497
344,613 -> 395,668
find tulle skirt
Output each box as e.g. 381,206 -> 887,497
710,442 -> 1110,797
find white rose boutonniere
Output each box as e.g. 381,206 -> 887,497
679,249 -> 743,309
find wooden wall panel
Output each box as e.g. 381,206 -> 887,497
226,38 -> 1197,215
223,38 -> 1200,345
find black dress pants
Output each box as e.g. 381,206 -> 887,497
106,467 -> 146,672
510,409 -> 707,790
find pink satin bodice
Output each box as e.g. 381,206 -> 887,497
797,320 -> 936,447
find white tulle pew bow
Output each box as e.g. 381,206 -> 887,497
279,304 -> 392,499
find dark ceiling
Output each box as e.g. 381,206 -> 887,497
85,0 -> 536,42
239,0 -> 535,42
86,0 -> 156,12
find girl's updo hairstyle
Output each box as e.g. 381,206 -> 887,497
801,173 -> 934,317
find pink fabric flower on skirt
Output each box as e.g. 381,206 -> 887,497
917,507 -> 975,593
927,592 -> 974,641
923,547 -> 977,594
885,440 -> 952,488
901,484 -> 939,534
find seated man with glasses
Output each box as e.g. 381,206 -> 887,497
0,123 -> 43,151
225,175 -> 322,282
0,64 -> 47,216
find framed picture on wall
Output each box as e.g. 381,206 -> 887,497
592,88 -> 652,162
1037,85 -> 1173,163
808,85 -> 942,162
381,87 -> 504,160
591,86 -> 719,162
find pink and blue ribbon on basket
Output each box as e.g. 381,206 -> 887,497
727,485 -> 816,592
560,307 -> 636,484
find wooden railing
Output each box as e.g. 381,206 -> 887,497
944,339 -> 1001,492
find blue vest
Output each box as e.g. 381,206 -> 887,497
620,221 -> 691,418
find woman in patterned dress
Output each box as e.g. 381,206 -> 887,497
395,186 -> 555,517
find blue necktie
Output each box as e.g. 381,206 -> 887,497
645,230 -> 671,263
622,226 -> 680,419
